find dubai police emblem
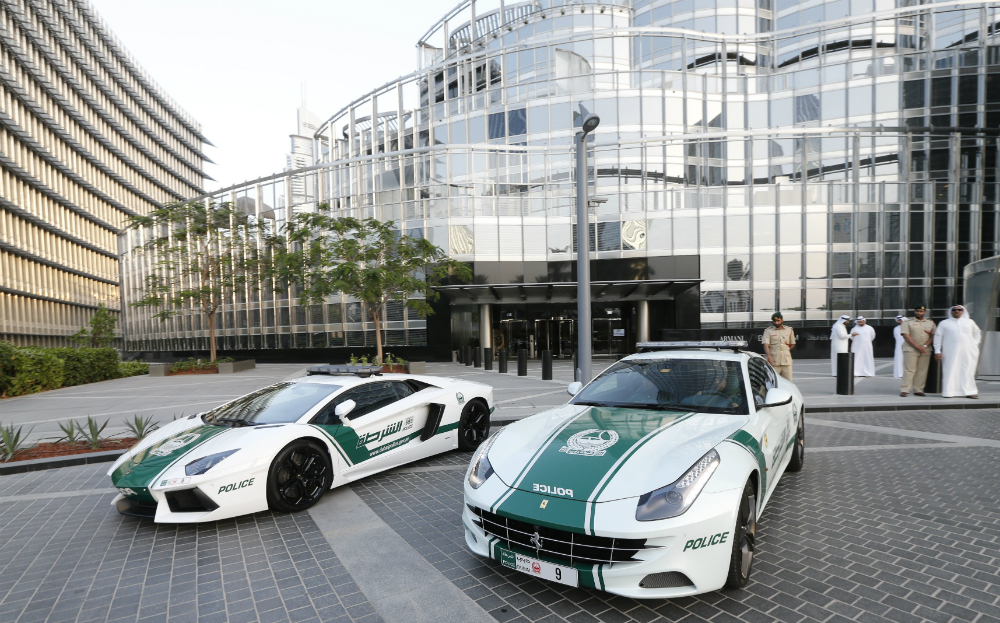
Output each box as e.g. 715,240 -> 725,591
559,429 -> 620,457
150,433 -> 202,457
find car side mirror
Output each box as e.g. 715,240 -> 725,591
567,382 -> 583,396
760,388 -> 792,409
335,399 -> 357,418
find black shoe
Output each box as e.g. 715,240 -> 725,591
915,392 -> 925,396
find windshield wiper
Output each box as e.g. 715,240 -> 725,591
633,403 -> 700,413
213,416 -> 259,428
572,401 -> 700,413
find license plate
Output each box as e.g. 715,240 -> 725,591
499,549 -> 578,587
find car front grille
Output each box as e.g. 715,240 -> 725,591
469,505 -> 655,566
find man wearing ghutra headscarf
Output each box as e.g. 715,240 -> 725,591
933,305 -> 982,398
850,316 -> 876,377
829,315 -> 851,376
893,315 -> 907,378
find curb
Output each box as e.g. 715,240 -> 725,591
0,449 -> 126,476
806,402 -> 1000,413
491,401 -> 1000,426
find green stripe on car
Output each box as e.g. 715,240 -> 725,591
497,407 -> 692,533
112,424 -> 229,502
724,429 -> 766,494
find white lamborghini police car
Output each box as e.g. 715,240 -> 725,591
110,365 -> 493,523
463,342 -> 804,598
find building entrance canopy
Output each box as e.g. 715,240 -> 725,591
435,279 -> 700,304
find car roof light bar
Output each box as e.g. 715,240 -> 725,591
636,341 -> 748,352
306,365 -> 383,377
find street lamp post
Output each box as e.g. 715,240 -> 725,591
575,113 -> 600,384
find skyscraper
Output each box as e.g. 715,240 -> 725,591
0,0 -> 207,345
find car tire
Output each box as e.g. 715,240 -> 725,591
458,399 -> 491,451
786,406 -> 805,473
724,479 -> 757,589
266,440 -> 332,513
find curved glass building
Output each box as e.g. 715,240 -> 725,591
121,0 -> 1000,359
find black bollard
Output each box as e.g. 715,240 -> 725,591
464,346 -> 472,366
484,348 -> 493,370
836,352 -> 854,395
498,349 -> 508,373
542,350 -> 552,380
925,353 -> 942,393
573,351 -> 579,382
474,347 -> 481,368
518,349 -> 528,376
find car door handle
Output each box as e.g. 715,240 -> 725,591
421,404 -> 446,441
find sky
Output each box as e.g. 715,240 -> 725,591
88,0 -> 457,192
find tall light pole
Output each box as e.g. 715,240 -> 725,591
575,113 -> 600,384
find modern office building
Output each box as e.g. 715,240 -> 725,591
121,0 -> 1000,360
0,0 -> 208,346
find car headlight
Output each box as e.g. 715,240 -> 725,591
185,449 -> 239,476
635,448 -> 720,521
468,434 -> 499,489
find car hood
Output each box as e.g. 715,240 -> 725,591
110,420 -> 254,492
489,404 -> 747,503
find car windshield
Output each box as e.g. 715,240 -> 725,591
571,358 -> 748,415
204,382 -> 342,425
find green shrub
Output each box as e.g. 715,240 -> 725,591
49,348 -> 120,387
118,361 -> 149,377
0,341 -> 15,396
6,348 -> 64,396
170,358 -> 217,373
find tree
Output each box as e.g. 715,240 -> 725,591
269,206 -> 470,362
69,303 -> 118,348
126,201 -> 266,362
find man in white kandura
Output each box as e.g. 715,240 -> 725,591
851,316 -> 876,377
933,305 -> 982,398
892,315 -> 907,378
830,315 -> 852,376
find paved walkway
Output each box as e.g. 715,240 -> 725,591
1,407 -> 998,623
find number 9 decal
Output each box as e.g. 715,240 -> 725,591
555,568 -> 561,581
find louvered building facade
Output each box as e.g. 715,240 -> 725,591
0,0 -> 207,345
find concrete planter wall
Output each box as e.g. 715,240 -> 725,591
148,363 -> 171,377
407,361 -> 426,374
219,359 -> 255,374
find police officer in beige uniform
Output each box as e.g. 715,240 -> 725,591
900,305 -> 936,397
762,312 -> 796,381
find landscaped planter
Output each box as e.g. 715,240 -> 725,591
406,361 -> 426,374
1,437 -> 136,465
219,359 -> 255,374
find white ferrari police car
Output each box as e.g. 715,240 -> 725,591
110,365 -> 493,523
463,342 -> 804,598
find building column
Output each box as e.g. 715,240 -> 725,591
479,304 -> 492,353
636,300 -> 650,344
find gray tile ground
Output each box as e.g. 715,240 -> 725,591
2,410 -> 998,623
0,464 -> 382,623
352,412 -> 1000,623
814,408 -> 1000,441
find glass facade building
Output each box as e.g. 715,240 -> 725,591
121,0 -> 1000,359
1,0 -> 208,346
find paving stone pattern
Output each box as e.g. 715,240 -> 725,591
353,414 -> 1000,623
0,464 -> 382,623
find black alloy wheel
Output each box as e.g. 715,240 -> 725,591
787,406 -> 805,472
267,440 -> 331,513
725,479 -> 757,589
458,400 -> 491,451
